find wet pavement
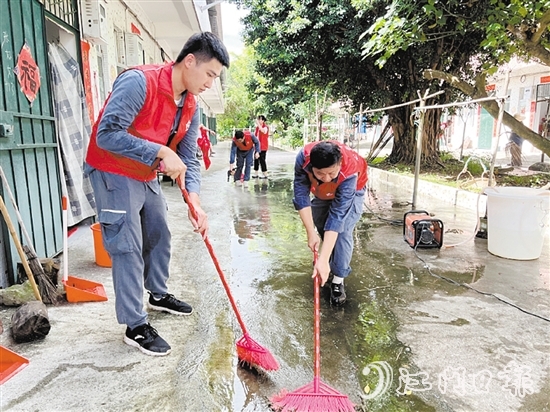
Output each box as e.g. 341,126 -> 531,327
1,141 -> 549,411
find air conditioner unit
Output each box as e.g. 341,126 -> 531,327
124,32 -> 142,67
82,0 -> 108,44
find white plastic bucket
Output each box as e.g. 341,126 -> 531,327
484,187 -> 550,260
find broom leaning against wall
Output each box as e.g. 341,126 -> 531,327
0,166 -> 60,304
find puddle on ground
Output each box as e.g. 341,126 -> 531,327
192,159 -> 485,411
225,166 -> 483,411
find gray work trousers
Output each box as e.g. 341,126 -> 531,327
89,169 -> 170,329
311,193 -> 364,279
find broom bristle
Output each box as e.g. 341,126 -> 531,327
271,380 -> 355,412
36,274 -> 62,305
236,334 -> 279,371
23,245 -> 61,305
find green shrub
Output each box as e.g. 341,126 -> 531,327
463,155 -> 490,177
287,125 -> 305,148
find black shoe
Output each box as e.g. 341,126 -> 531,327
148,292 -> 193,315
330,282 -> 346,305
124,323 -> 171,356
252,175 -> 259,179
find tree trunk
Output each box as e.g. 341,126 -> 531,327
387,106 -> 415,164
386,105 -> 442,165
423,108 -> 443,165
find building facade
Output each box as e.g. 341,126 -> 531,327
0,0 -> 227,286
442,62 -> 550,155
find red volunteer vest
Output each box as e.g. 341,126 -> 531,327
255,125 -> 269,151
233,130 -> 254,151
303,141 -> 368,200
200,126 -> 209,140
86,63 -> 197,181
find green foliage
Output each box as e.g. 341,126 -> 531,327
499,172 -> 550,188
373,155 -> 550,190
463,155 -> 491,176
216,47 -> 258,137
239,0 -> 381,110
359,1 -> 424,68
369,156 -> 386,166
281,124 -> 304,148
233,0 -> 549,164
237,0 -> 489,164
438,151 -> 456,162
358,0 -> 550,71
478,0 -> 550,66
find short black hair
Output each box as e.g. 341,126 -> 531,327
234,130 -> 244,139
310,141 -> 342,169
258,115 -> 266,121
176,32 -> 230,68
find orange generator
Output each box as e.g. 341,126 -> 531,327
403,210 -> 444,249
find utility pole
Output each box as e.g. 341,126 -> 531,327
315,92 -> 320,141
488,70 -> 511,187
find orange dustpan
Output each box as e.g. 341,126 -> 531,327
61,196 -> 107,303
0,346 -> 29,384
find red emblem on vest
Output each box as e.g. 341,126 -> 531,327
303,141 -> 368,200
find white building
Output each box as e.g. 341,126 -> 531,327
46,0 -> 227,127
444,61 -> 550,155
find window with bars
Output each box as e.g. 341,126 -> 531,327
114,25 -> 126,73
43,0 -> 78,28
536,83 -> 550,101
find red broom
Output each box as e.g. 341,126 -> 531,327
180,186 -> 279,371
270,252 -> 354,412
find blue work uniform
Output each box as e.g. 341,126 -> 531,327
293,149 -> 365,279
229,133 -> 260,182
84,70 -> 200,329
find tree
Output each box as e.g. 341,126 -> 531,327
479,1 -> 550,67
216,48 -> 258,138
360,0 -> 550,157
238,0 -> 488,165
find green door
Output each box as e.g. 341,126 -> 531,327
478,108 -> 494,150
0,0 -> 62,286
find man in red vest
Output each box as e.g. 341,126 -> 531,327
293,140 -> 368,305
85,32 -> 229,356
197,123 -> 216,169
229,129 -> 260,185
253,115 -> 269,179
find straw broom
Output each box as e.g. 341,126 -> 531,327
22,244 -> 61,305
0,194 -> 41,302
0,167 -> 60,304
271,253 -> 354,412
179,184 -> 279,371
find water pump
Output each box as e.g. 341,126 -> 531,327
403,210 -> 444,249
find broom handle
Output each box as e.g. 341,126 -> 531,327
180,186 -> 249,335
0,194 -> 42,301
62,196 -> 68,283
0,167 -> 37,256
313,252 -> 321,390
